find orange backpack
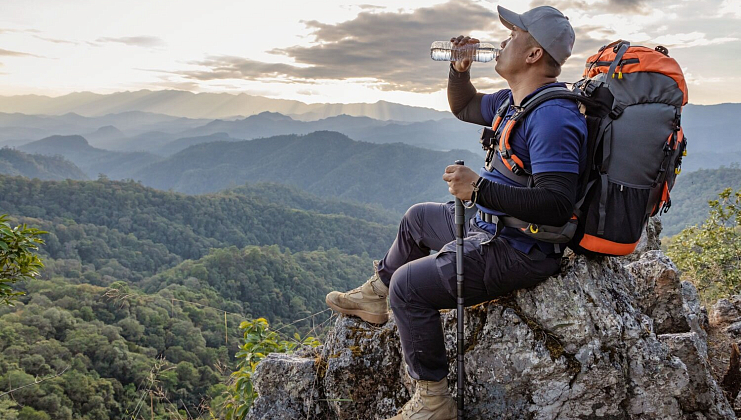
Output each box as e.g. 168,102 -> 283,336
480,40 -> 688,256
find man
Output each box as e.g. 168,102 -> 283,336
326,5 -> 585,419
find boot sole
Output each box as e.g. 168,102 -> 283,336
325,296 -> 389,325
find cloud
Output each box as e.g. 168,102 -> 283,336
171,0 -> 506,93
529,0 -> 649,14
94,36 -> 165,48
297,89 -> 321,95
652,31 -> 739,48
0,48 -> 44,58
357,4 -> 386,10
32,35 -> 79,45
718,0 -> 741,19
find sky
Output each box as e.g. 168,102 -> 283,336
0,0 -> 739,111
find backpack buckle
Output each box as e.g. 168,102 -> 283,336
608,105 -> 624,120
480,127 -> 496,149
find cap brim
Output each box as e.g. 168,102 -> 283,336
497,6 -> 526,31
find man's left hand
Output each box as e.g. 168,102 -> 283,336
443,165 -> 480,201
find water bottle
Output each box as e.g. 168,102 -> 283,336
430,41 -> 500,63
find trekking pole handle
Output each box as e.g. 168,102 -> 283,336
453,160 -> 465,420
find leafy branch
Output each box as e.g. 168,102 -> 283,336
0,214 -> 47,306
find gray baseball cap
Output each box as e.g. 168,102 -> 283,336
497,5 -> 575,65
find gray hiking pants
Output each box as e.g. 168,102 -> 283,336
377,201 -> 560,382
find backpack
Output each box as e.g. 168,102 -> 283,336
479,40 -> 688,256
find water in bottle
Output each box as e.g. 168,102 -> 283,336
430,41 -> 500,63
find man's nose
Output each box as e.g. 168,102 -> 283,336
500,38 -> 509,49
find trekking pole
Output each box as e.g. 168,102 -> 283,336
453,159 -> 465,420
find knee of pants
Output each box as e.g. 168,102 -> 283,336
402,203 -> 425,230
388,264 -> 410,309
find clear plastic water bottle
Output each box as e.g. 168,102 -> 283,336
430,41 -> 500,63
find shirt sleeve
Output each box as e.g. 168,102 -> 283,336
480,89 -> 511,126
525,103 -> 586,175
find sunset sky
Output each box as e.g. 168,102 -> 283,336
1,0 -> 739,111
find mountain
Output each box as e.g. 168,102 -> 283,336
156,132 -> 239,156
18,134 -> 162,179
173,111 -> 479,153
135,130 -> 482,213
661,166 -> 741,237
0,90 -> 449,121
0,111 -> 213,146
226,182 -> 401,225
0,175 -> 396,264
84,124 -> 126,144
0,147 -> 87,180
681,103 -> 739,152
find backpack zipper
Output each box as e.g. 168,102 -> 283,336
588,58 -> 640,67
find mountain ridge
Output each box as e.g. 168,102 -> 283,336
0,89 -> 450,121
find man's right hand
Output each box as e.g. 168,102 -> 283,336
450,35 -> 480,73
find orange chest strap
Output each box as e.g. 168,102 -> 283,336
490,110 -> 527,176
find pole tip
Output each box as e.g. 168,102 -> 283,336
455,160 -> 464,165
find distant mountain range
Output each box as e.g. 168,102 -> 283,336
0,90 -> 449,121
2,133 -> 739,237
19,135 -> 162,179
134,130 -> 482,214
0,93 -> 737,163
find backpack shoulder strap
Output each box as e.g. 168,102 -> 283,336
495,86 -> 575,179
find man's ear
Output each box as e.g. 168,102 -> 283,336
526,47 -> 544,64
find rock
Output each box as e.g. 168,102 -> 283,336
626,250 -> 689,335
711,298 -> 741,326
247,232 -> 733,419
321,316 -> 409,419
658,332 -> 735,418
683,281 -> 710,357
248,353 -> 323,419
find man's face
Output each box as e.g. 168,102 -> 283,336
495,26 -> 530,79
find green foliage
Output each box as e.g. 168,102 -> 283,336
0,175 -> 395,262
141,245 -> 371,330
0,214 -> 47,305
0,277 -> 231,419
0,173 -> 386,417
667,188 -> 741,304
225,318 -> 319,420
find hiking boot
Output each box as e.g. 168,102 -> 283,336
387,378 -> 456,420
326,260 -> 389,324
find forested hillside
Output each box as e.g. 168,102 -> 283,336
0,148 -> 87,181
136,130 -> 481,213
0,175 -> 395,264
19,135 -> 162,180
0,175 -> 395,418
661,167 -> 741,236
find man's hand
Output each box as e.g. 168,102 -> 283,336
450,35 -> 480,73
443,165 -> 480,201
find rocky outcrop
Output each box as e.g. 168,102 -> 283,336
707,295 -> 741,416
247,219 -> 735,420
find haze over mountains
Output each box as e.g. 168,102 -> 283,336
0,88 -> 739,232
1,90 -> 739,164
0,90 -> 449,121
